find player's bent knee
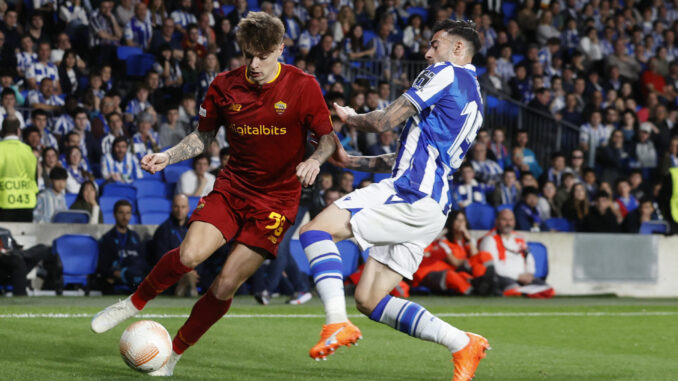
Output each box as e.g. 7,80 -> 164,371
178,246 -> 201,269
212,275 -> 239,300
354,293 -> 377,316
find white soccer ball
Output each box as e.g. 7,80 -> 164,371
119,320 -> 172,373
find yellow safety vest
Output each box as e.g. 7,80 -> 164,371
0,139 -> 38,209
670,167 -> 678,224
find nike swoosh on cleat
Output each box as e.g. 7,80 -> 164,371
325,326 -> 345,346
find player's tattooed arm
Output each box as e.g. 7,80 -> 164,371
165,130 -> 216,165
337,96 -> 417,133
346,153 -> 396,173
309,133 -> 336,164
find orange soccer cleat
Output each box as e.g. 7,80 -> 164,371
309,321 -> 362,360
451,332 -> 491,381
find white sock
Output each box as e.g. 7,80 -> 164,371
300,230 -> 348,324
369,295 -> 470,352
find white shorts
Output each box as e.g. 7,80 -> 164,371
334,179 -> 447,279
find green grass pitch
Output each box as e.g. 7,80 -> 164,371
1,296 -> 676,380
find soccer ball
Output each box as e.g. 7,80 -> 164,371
119,320 -> 172,373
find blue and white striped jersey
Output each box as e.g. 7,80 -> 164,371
394,62 -> 484,214
124,17 -> 153,50
101,152 -> 144,184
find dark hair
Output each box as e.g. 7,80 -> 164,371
594,190 -> 610,200
112,136 -> 128,148
219,147 -> 230,157
1,117 -> 20,137
75,180 -> 99,204
42,147 -> 58,162
522,186 -> 539,198
192,153 -> 210,169
114,199 -> 133,213
445,209 -> 470,232
50,166 -> 68,180
65,145 -> 83,166
31,109 -> 48,119
431,19 -> 481,55
21,126 -> 39,141
1,88 -> 15,99
236,11 -> 285,56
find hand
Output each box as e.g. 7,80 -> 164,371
333,102 -> 357,123
296,158 -> 320,187
141,152 -> 170,174
327,133 -> 350,168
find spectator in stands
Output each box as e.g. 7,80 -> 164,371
69,180 -> 103,224
623,196 -> 659,233
541,153 -> 571,187
299,18 -> 322,57
153,44 -> 183,100
16,35 -> 36,78
579,27 -> 604,67
338,171 -> 355,195
470,142 -> 503,186
537,180 -> 560,220
151,18 -> 181,55
33,167 -> 68,223
512,130 -> 542,178
367,130 -> 396,156
64,146 -> 94,194
175,153 -> 215,197
97,199 -> 147,294
509,63 -> 530,102
0,227 -> 58,296
412,210 -> 495,296
171,0 -> 197,35
198,53 -> 219,102
182,24 -> 208,59
101,137 -> 144,184
597,129 -> 631,184
25,41 -> 60,93
580,110 -> 612,167
178,95 -> 197,131
455,163 -> 488,208
632,122 -> 658,174
491,168 -> 520,207
21,127 -> 41,151
101,112 -> 126,156
58,50 -> 81,96
584,190 -> 622,233
615,178 -> 638,219
0,88 -> 25,129
158,105 -> 187,149
606,39 -> 642,81
27,78 -> 64,114
659,136 -> 678,177
479,209 -> 549,296
124,85 -> 156,124
131,113 -> 159,161
562,182 -> 590,230
514,186 -> 548,232
0,10 -> 21,53
507,146 -> 530,178
116,0 -> 135,27
124,2 -> 153,51
554,172 -> 575,211
496,44 -> 515,82
151,194 -> 200,297
479,56 -> 510,96
488,128 -> 509,167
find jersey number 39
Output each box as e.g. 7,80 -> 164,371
448,101 -> 483,169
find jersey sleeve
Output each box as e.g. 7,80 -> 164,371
403,63 -> 455,112
198,80 -> 224,132
300,78 -> 333,136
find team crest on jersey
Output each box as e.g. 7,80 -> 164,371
229,104 -> 242,112
274,101 -> 287,115
196,202 -> 205,210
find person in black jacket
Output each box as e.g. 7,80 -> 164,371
0,227 -> 60,296
96,200 -> 147,294
583,190 -> 621,233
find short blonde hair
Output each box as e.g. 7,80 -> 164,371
236,12 -> 285,56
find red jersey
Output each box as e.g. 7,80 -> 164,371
198,63 -> 333,217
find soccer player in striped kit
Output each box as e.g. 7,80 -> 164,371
300,19 -> 490,381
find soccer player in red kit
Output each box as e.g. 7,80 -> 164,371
91,12 -> 336,376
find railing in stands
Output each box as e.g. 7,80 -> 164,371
344,58 -> 581,166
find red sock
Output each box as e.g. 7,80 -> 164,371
172,289 -> 232,354
130,248 -> 192,310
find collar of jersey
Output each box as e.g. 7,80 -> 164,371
245,63 -> 282,86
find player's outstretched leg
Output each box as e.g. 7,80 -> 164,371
149,289 -> 232,376
367,294 -> 489,381
91,247 -> 192,333
300,230 -> 362,360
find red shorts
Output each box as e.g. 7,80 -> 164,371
188,190 -> 295,258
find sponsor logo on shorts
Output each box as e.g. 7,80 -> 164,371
229,104 -> 242,112
274,101 -> 287,115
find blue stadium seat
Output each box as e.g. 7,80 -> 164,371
164,165 -> 191,184
102,183 -> 137,200
65,193 -> 77,208
337,240 -> 360,277
137,197 -> 172,215
511,54 -> 524,64
289,239 -> 310,274
52,234 -> 99,294
639,221 -> 669,234
362,29 -> 377,45
502,1 -> 518,24
485,95 -> 500,110
188,196 -> 201,216
348,169 -> 372,187
496,203 -> 514,212
126,54 -> 156,77
465,203 -> 496,230
133,179 -> 169,199
52,210 -> 91,224
527,242 -> 549,279
117,46 -> 143,61
143,171 -> 163,181
140,212 -> 169,225
373,173 -> 391,182
100,195 -> 136,213
407,7 -> 428,22
544,217 -> 574,232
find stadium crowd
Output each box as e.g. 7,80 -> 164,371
1,0 -> 678,296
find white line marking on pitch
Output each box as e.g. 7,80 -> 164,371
0,311 -> 676,319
